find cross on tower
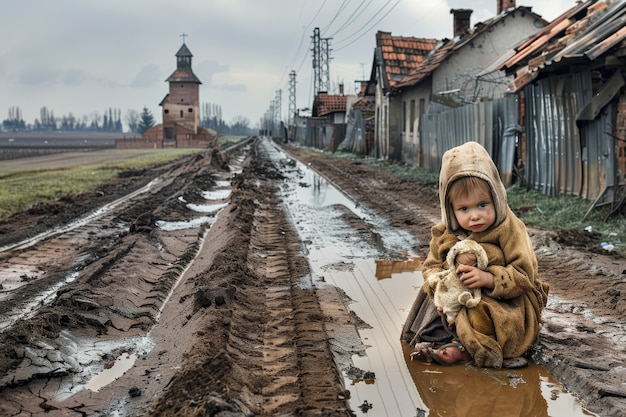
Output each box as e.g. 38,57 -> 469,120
180,33 -> 188,43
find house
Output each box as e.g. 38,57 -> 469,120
488,0 -> 626,208
368,32 -> 439,159
387,0 -> 547,164
304,85 -> 358,151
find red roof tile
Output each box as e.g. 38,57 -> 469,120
314,93 -> 348,117
376,31 -> 438,87
393,6 -> 547,91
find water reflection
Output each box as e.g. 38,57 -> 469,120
375,256 -> 422,279
402,342 -> 597,417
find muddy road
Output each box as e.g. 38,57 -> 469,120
0,137 -> 625,417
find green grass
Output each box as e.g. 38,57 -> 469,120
507,185 -> 626,255
218,135 -> 248,145
0,149 -> 201,221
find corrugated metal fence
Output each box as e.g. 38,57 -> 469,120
419,95 -> 519,187
524,71 -> 615,200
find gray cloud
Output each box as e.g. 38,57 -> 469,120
131,64 -> 162,88
61,69 -> 87,86
194,60 -> 229,87
18,67 -> 62,86
213,83 -> 247,92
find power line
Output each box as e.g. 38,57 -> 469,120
334,0 -> 402,51
325,0 -> 376,39
321,0 -> 350,34
272,0 -> 328,94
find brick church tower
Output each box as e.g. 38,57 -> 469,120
160,40 -> 202,140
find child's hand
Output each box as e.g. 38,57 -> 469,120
456,264 -> 494,289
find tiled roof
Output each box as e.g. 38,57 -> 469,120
393,6 -> 545,91
393,40 -> 455,89
376,31 -> 438,87
495,0 -> 626,92
166,68 -> 202,83
314,93 -> 348,117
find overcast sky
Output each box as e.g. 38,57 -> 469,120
0,0 -> 576,130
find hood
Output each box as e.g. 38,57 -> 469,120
439,141 -> 508,233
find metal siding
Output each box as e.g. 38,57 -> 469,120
417,96 -> 518,184
524,71 -> 607,198
580,103 -> 615,201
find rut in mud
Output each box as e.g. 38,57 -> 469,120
0,140 -> 351,417
0,137 -> 625,417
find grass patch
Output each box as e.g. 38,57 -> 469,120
218,135 -> 248,146
0,149 -> 201,221
507,185 -> 626,255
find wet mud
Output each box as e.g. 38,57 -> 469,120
0,137 -> 624,417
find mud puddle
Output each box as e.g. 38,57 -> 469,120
268,140 -> 596,416
0,166 -> 234,404
78,184 -> 232,396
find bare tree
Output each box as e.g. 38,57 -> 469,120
125,109 -> 140,133
89,112 -> 101,131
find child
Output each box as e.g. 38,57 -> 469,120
402,141 -> 549,368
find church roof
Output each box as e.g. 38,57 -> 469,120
176,43 -> 193,58
166,68 -> 201,83
166,42 -> 202,84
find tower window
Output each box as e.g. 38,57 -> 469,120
188,108 -> 193,112
180,110 -> 184,117
164,109 -> 169,114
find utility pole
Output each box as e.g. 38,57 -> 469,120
288,71 -> 297,134
321,37 -> 331,93
275,89 -> 282,135
312,27 -> 321,95
312,27 -> 332,95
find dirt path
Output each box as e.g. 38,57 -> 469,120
0,137 -> 625,416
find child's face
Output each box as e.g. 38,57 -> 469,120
451,190 -> 496,233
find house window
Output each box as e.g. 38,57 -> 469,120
419,98 -> 425,117
410,100 -> 416,133
403,101 -> 407,133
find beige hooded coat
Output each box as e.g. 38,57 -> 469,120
421,141 -> 549,368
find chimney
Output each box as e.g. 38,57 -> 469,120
360,81 -> 368,96
497,0 -> 516,14
450,9 -> 473,38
